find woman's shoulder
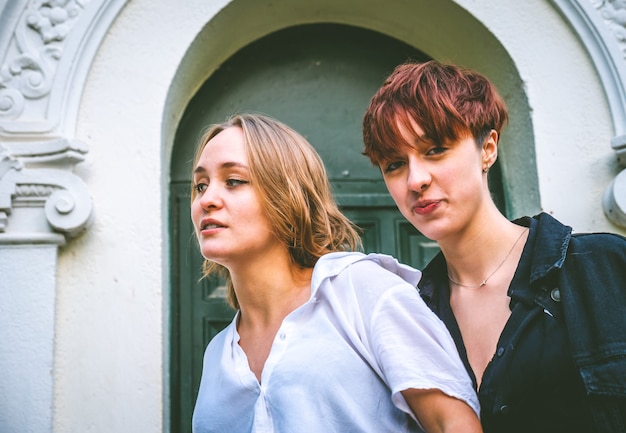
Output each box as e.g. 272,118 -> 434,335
315,251 -> 421,287
529,212 -> 626,264
567,231 -> 626,267
571,230 -> 626,246
311,252 -> 423,311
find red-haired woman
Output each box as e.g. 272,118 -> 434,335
362,60 -> 626,433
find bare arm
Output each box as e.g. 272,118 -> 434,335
401,388 -> 482,433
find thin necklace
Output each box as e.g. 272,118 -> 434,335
448,227 -> 528,289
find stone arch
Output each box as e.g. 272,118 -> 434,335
164,0 -> 540,228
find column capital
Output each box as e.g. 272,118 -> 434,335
0,139 -> 93,245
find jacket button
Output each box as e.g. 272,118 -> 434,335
550,288 -> 561,302
496,347 -> 505,357
499,405 -> 511,415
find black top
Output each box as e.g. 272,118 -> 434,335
419,216 -> 595,433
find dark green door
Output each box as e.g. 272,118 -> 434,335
169,24 -> 435,433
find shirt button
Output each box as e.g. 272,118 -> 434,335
499,405 -> 511,415
496,347 -> 505,357
550,288 -> 561,302
279,332 -> 286,340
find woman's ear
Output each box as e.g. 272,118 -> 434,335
481,130 -> 498,172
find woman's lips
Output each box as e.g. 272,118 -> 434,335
199,218 -> 226,234
413,200 -> 440,215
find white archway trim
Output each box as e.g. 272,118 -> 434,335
550,0 -> 626,226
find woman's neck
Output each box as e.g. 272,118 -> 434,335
231,257 -> 313,329
440,211 -> 524,286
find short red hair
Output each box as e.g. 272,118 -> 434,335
362,60 -> 508,165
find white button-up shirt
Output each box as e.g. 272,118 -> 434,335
193,252 -> 478,433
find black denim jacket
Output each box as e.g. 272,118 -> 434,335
535,213 -> 626,431
420,212 -> 626,432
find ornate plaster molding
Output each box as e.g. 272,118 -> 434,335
0,0 -> 126,243
1,0 -> 89,135
0,0 -> 126,138
550,0 -> 626,227
0,140 -> 93,244
593,0 -> 626,56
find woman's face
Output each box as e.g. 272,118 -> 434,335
191,127 -> 283,267
379,118 -> 493,242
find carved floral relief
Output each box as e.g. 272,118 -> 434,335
0,0 -> 88,122
592,0 -> 626,56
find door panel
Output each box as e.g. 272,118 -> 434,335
341,207 -> 439,270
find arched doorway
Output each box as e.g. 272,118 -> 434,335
168,23 -> 505,433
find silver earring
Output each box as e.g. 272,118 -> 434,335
482,166 -> 490,174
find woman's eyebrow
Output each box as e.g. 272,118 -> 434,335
193,161 -> 248,174
220,161 -> 248,170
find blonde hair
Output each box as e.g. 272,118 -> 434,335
192,113 -> 361,309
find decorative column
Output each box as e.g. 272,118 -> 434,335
0,141 -> 93,433
0,0 -> 124,431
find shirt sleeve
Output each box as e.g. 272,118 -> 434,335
346,259 -> 480,418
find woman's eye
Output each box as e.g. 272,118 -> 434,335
383,161 -> 405,173
426,146 -> 446,156
194,183 -> 207,193
226,178 -> 248,187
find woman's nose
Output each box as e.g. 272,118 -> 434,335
198,184 -> 222,210
406,157 -> 431,192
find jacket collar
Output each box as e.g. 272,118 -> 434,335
524,212 -> 572,284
